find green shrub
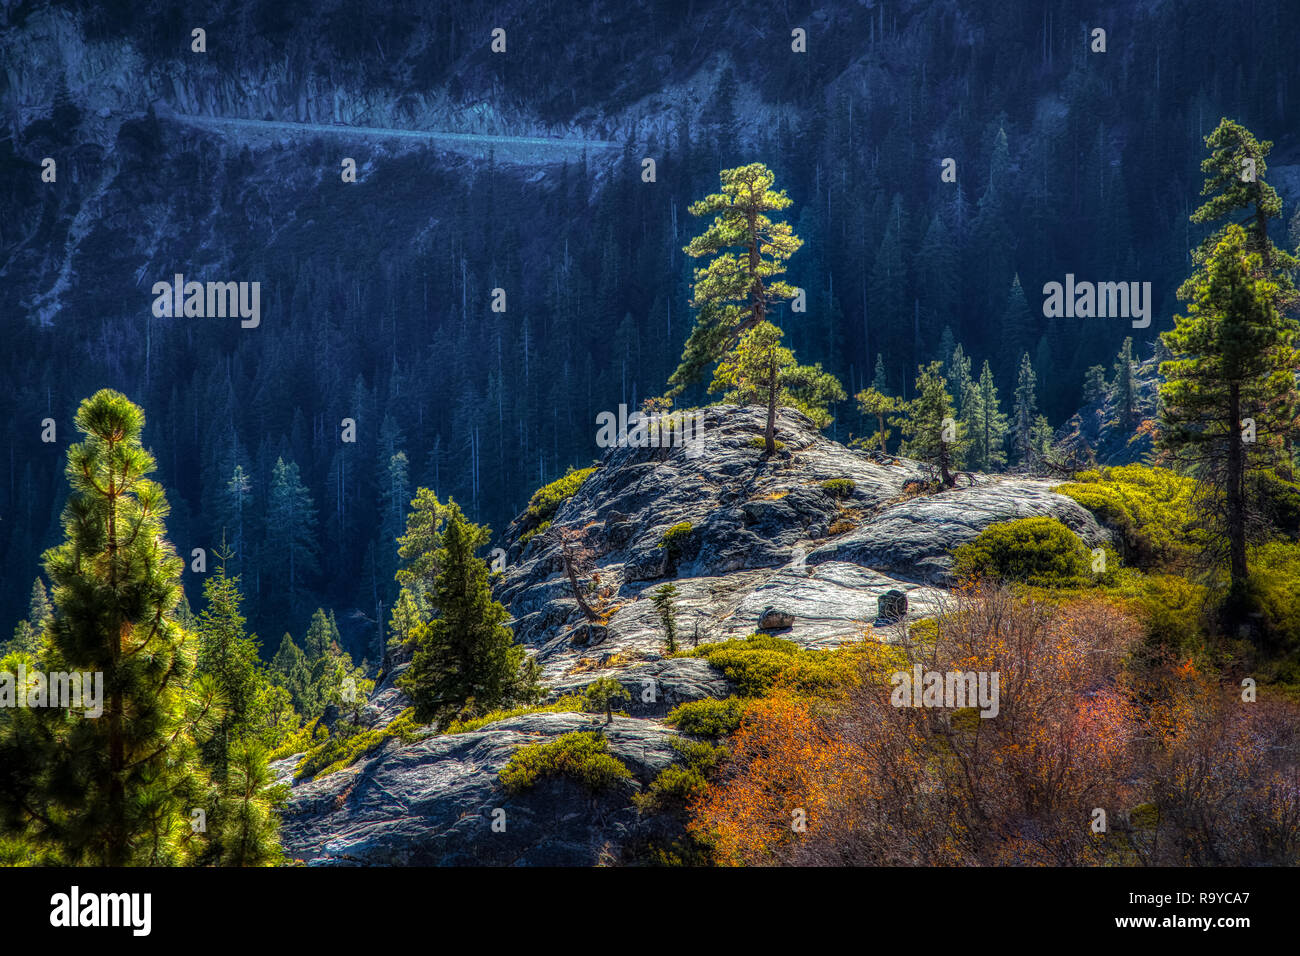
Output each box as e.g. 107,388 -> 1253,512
518,520 -> 551,548
633,739 -> 727,815
665,697 -> 745,737
658,521 -> 693,562
691,633 -> 802,696
1057,465 -> 1204,570
525,466 -> 597,524
442,694 -> 584,735
1102,570 -> 1211,650
293,708 -> 426,781
1244,542 -> 1300,653
951,517 -> 1096,588
499,731 -> 633,794
269,722 -> 326,761
748,435 -> 786,452
820,478 -> 856,499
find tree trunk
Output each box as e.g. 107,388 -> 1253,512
559,539 -> 600,622
1227,383 -> 1249,590
747,206 -> 765,331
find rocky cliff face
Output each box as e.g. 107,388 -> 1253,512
277,406 -> 1107,865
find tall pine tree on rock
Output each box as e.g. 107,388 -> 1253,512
398,502 -> 540,727
670,163 -> 802,395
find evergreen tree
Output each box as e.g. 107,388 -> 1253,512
210,740 -> 284,867
936,327 -> 957,372
946,343 -> 973,416
1112,336 -> 1138,430
219,464 -> 253,577
892,362 -> 969,486
854,387 -> 900,453
303,607 -> 340,662
1159,224 -> 1299,595
7,579 -> 52,655
264,457 -> 319,613
11,390 -> 213,865
1180,118 -> 1299,310
270,634 -> 313,715
396,488 -> 463,598
398,503 -> 541,727
1082,364 -> 1110,405
376,451 -> 411,607
969,360 -> 1010,471
1030,414 -> 1056,463
582,677 -> 631,725
386,587 -> 423,660
193,550 -> 283,867
871,353 -> 891,394
651,583 -> 679,654
709,320 -> 845,453
999,276 -> 1036,387
670,164 -> 803,393
195,546 -> 261,783
1013,353 -> 1040,465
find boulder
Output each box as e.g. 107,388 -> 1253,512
877,588 -> 908,623
758,606 -> 796,630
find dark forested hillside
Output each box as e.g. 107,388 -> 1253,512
4,0 -> 1300,654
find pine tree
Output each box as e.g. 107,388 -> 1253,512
398,503 -> 541,727
211,740 -> 284,867
16,390 -> 213,865
1013,353 -> 1040,465
396,488 -> 462,599
195,546 -> 261,783
670,164 -> 803,393
376,451 -> 411,608
945,343 -> 973,416
264,457 -> 319,613
194,549 -> 283,866
386,587 -> 423,661
1159,224 -> 1299,596
1030,414 -> 1056,463
651,583 -> 679,654
7,579 -> 52,655
302,607 -> 339,663
854,387 -> 900,453
1180,119 -> 1299,310
999,276 -> 1036,387
219,464 -> 253,577
969,360 -> 1010,471
892,362 -> 969,486
709,320 -> 845,453
1112,336 -> 1138,430
936,327 -> 957,372
582,677 -> 631,725
871,353 -> 890,394
1178,117 -> 1300,474
1082,365 -> 1110,405
270,634 -> 314,716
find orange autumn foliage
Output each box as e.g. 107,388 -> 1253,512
689,587 -> 1300,866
